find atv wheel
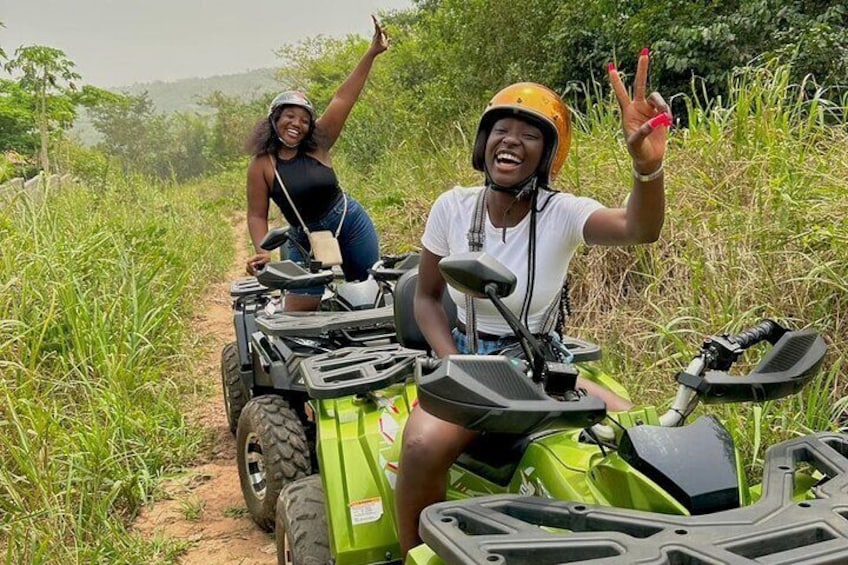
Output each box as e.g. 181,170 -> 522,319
276,476 -> 330,565
221,341 -> 248,435
237,395 -> 312,531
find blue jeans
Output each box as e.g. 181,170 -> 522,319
452,327 -> 575,362
451,327 -> 515,355
286,194 -> 379,296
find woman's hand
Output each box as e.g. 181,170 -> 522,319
368,14 -> 389,56
246,251 -> 271,276
608,48 -> 671,174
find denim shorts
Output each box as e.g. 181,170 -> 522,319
286,193 -> 379,296
451,327 -> 516,355
452,328 -> 574,363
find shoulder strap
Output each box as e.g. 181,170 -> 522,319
463,187 -> 488,353
467,186 -> 487,252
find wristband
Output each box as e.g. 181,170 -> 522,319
633,162 -> 664,182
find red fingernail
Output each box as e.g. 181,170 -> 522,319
641,47 -> 649,57
648,113 -> 673,128
608,62 -> 616,71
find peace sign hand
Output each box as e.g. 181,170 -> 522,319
369,15 -> 389,56
608,48 -> 671,174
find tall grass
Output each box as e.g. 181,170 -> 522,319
343,62 -> 848,476
0,172 -> 233,562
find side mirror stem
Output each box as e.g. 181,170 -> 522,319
484,283 -> 547,382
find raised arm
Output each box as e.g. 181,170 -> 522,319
584,48 -> 670,246
315,15 -> 388,150
414,248 -> 460,358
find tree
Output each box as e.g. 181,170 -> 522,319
0,79 -> 37,155
0,21 -> 7,61
202,90 -> 266,166
4,45 -> 81,172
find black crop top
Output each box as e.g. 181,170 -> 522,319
270,153 -> 343,227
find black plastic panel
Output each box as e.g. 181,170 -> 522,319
558,336 -> 603,362
230,277 -> 270,297
255,260 -> 334,290
370,253 -> 421,282
299,345 -> 424,398
255,305 -> 395,337
419,432 -> 848,565
416,355 -> 606,434
619,416 -> 740,514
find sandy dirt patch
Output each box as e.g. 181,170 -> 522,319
133,213 -> 278,564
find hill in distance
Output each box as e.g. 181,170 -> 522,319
71,68 -> 283,145
116,67 -> 283,114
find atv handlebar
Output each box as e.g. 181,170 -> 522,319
727,319 -> 785,349
255,260 -> 334,291
368,253 -> 421,283
658,320 -> 826,427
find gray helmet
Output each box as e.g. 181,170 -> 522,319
268,90 -> 316,121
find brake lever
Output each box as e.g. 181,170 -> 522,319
701,335 -> 744,371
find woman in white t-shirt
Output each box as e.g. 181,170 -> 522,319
395,49 -> 671,555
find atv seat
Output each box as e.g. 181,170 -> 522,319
457,427 -> 576,486
393,268 -> 457,351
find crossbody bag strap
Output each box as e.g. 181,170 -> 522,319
464,186 -> 488,354
269,154 -> 312,237
334,192 -> 348,238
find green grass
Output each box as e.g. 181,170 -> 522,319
222,505 -> 249,519
178,496 -> 205,522
0,172 -> 234,562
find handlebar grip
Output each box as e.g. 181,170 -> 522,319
727,320 -> 784,349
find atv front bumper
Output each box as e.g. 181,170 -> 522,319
414,432 -> 848,565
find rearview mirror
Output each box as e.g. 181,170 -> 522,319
438,252 -> 516,299
260,227 -> 291,251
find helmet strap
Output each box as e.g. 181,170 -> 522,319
269,116 -> 301,150
486,174 -> 538,198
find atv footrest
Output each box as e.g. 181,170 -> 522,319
256,305 -> 395,337
419,432 -> 848,565
300,345 -> 424,398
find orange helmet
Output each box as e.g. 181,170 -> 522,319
472,82 -> 571,185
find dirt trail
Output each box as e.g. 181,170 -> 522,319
133,213 -> 277,564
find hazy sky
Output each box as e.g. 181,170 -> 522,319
0,0 -> 412,87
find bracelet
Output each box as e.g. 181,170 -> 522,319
633,162 -> 664,182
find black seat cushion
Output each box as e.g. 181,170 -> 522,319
393,269 -> 457,351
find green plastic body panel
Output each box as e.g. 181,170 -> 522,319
316,382 -> 415,565
315,364 -> 746,564
405,544 -> 443,565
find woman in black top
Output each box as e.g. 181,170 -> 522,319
245,16 -> 386,311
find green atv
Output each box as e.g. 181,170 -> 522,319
275,252 -> 844,564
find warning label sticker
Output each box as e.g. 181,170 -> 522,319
350,497 -> 383,525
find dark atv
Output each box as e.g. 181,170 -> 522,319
221,226 -> 419,530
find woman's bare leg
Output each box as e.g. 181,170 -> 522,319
576,376 -> 634,411
395,405 -> 478,556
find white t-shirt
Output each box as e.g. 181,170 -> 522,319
421,186 -> 605,336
